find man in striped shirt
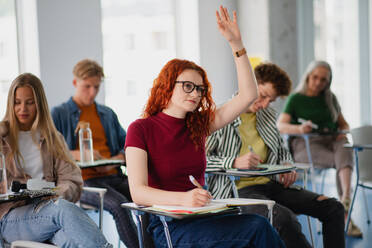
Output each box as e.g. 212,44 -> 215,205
206,63 -> 345,248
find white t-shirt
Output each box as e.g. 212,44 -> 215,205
17,131 -> 43,179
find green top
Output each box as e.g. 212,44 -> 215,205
283,93 -> 338,132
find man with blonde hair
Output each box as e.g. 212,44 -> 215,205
52,59 -> 138,248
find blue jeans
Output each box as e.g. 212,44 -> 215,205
0,198 -> 112,248
148,213 -> 285,248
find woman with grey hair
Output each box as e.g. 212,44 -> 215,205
277,60 -> 362,238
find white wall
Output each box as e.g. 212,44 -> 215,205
19,0 -> 104,108
198,0 -> 238,105
27,0 -> 240,109
238,0 -> 270,61
19,0 -> 304,113
175,0 -> 200,63
370,0 -> 372,123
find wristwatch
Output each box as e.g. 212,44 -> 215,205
234,48 -> 246,58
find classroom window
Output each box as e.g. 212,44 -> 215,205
101,0 -> 176,129
0,0 -> 19,119
314,0 -> 360,128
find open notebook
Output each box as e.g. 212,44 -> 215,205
148,198 -> 275,215
225,164 -> 295,176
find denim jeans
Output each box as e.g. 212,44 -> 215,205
148,213 -> 285,248
238,181 -> 345,248
80,174 -> 139,248
0,198 -> 112,248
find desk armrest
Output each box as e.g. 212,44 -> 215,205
82,187 -> 107,198
294,163 -> 312,170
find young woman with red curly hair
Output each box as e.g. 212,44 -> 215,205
125,6 -> 284,248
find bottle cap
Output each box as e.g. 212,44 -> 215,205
74,121 -> 90,134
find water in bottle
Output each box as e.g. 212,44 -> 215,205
78,122 -> 94,164
0,152 -> 8,196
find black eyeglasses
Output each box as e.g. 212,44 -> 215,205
175,81 -> 207,97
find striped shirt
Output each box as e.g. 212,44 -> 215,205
206,107 -> 293,199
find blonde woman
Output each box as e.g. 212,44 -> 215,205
0,73 -> 111,248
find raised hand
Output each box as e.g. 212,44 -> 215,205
216,5 -> 242,46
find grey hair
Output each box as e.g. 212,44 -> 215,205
295,60 -> 340,122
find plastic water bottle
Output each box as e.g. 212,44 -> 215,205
0,152 -> 8,196
78,122 -> 94,164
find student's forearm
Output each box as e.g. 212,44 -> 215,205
277,113 -> 302,134
231,42 -> 258,108
277,122 -> 302,134
130,185 -> 186,207
210,49 -> 258,132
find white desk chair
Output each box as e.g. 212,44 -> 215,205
345,126 -> 372,230
294,163 -> 315,247
79,186 -> 107,230
283,133 -> 334,239
221,171 -> 315,248
282,134 -> 329,194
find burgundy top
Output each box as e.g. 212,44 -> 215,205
125,112 -> 206,191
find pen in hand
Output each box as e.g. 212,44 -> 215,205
298,118 -> 319,129
248,145 -> 263,164
248,145 -> 254,153
189,175 -> 213,199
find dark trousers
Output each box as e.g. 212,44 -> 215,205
148,213 -> 285,248
80,174 -> 139,248
238,181 -> 345,248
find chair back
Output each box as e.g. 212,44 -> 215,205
350,125 -> 372,184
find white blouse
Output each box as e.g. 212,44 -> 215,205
17,130 -> 43,179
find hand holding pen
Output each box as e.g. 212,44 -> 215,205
185,175 -> 212,207
297,118 -> 317,133
233,145 -> 262,169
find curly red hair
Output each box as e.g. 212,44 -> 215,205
143,59 -> 215,147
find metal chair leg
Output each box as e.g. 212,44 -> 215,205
82,187 -> 107,230
320,169 -> 327,195
306,216 -> 315,248
361,187 -> 371,224
228,175 -> 240,198
159,216 -> 173,248
345,148 -> 360,233
300,165 -> 315,248
132,210 -> 145,248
